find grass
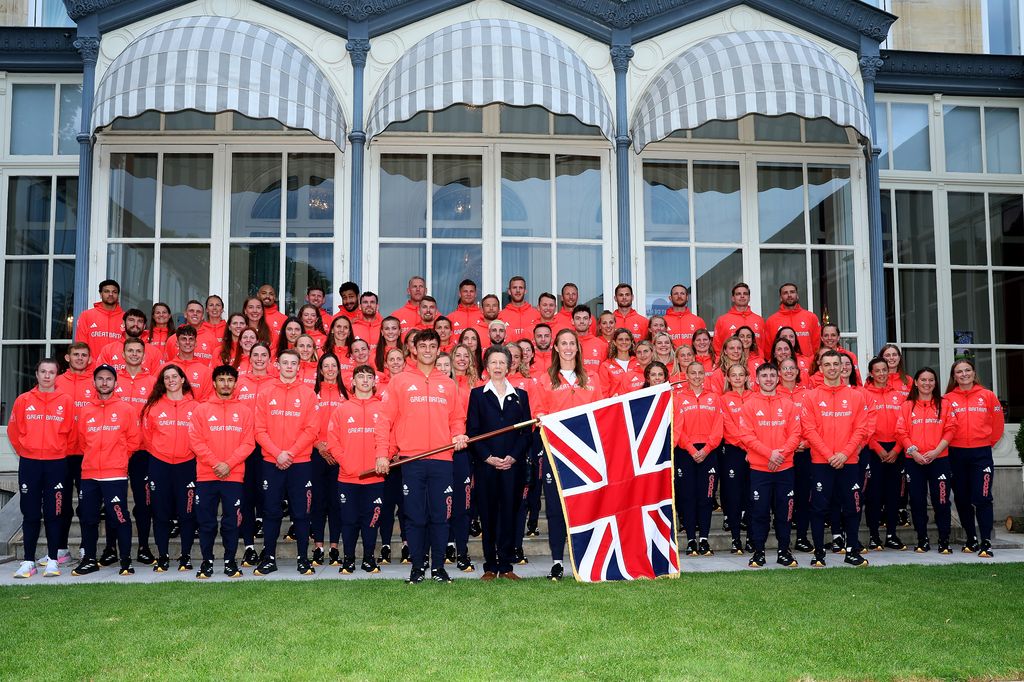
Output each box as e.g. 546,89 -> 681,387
2,564 -> 1023,681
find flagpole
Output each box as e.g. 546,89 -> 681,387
357,419 -> 539,479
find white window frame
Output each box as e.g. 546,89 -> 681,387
2,74 -> 83,161
982,0 -> 1024,55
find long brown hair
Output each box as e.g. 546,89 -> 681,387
140,364 -> 193,421
374,315 -> 402,370
548,329 -> 588,390
945,358 -> 987,394
242,296 -> 271,344
324,315 -> 354,358
907,367 -> 942,418
220,313 -> 248,365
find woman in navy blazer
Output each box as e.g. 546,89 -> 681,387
466,346 -> 532,580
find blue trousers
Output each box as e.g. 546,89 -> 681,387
476,459 -> 525,574
402,459 -> 453,571
60,454 -> 82,548
749,468 -> 795,553
196,480 -> 243,562
338,481 -> 384,559
450,452 -> 473,554
541,453 -> 567,561
720,443 -> 749,542
311,450 -> 341,544
792,450 -> 811,540
261,460 -> 313,559
514,444 -> 542,548
80,479 -> 131,561
865,443 -> 903,537
676,445 -> 718,541
18,457 -> 67,561
378,467 -> 406,547
148,456 -> 196,558
906,457 -> 952,541
810,463 -> 863,551
240,447 -> 263,546
949,446 -> 995,542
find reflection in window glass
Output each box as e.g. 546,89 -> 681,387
11,85 -> 54,155
891,103 -> 930,171
758,164 -> 804,244
432,105 -> 483,133
994,271 -> 1024,344
645,247 -> 691,316
895,190 -> 935,264
989,194 -> 1024,266
502,243 -> 551,303
995,350 -> 1024,421
58,84 -> 82,155
107,243 -> 155,312
987,0 -> 1022,55
811,250 -> 857,332
228,243 -> 280,314
754,114 -> 801,142
693,162 -> 741,243
696,248 -> 742,324
7,177 -> 51,256
163,110 -> 217,130
760,250 -> 806,315
233,113 -> 284,131
52,260 -> 74,339
898,269 -> 938,343
557,244 -> 604,314
553,114 -> 602,136
230,154 -> 281,239
161,155 -> 213,239
433,156 -> 483,239
1,346 -> 43,426
643,162 -> 689,242
285,243 -> 333,316
884,268 -> 896,341
161,246 -> 211,315
876,103 -> 890,169
378,244 -> 425,315
880,189 -> 893,262
808,165 -> 852,245
951,271 -> 991,343
903,348 -> 940,377
54,177 -> 77,255
3,261 -> 47,339
379,155 -> 427,239
985,108 -> 1022,173
109,154 -> 158,238
691,120 -> 738,140
500,105 -> 549,134
556,156 -> 602,240
287,154 -> 335,238
805,119 -> 850,144
947,192 -> 987,266
110,111 -> 161,130
944,106 -> 983,172
501,153 -> 551,237
432,245 -> 482,313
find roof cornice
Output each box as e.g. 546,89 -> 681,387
878,49 -> 1024,97
0,27 -> 82,72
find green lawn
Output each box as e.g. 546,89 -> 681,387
2,564 -> 1022,681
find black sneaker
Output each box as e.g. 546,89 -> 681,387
340,556 -> 356,574
378,545 -> 391,565
178,555 -> 193,572
526,524 -> 539,537
685,539 -> 699,556
829,537 -> 846,554
431,567 -> 453,583
898,508 -> 911,527
311,547 -> 326,566
867,536 -> 884,551
469,519 -> 482,537
456,554 -> 475,572
297,558 -> 315,575
938,539 -> 953,555
794,537 -> 813,553
118,560 -> 135,576
99,546 -> 119,567
748,551 -> 766,568
548,563 -> 564,581
885,534 -> 907,551
361,557 -> 380,574
698,539 -> 714,556
444,543 -> 457,564
730,539 -> 744,555
514,547 -> 528,565
72,558 -> 99,576
978,540 -> 994,558
405,567 -> 425,584
844,551 -> 869,567
242,547 -> 259,567
153,555 -> 170,572
915,539 -> 931,553
284,523 -> 296,541
962,537 -> 979,553
711,498 -> 721,512
254,518 -> 264,539
400,545 -> 411,564
777,550 -> 798,567
224,560 -> 242,578
254,556 -> 277,576
722,518 -> 732,532
170,519 -> 180,539
328,548 -> 342,566
744,538 -> 755,554
810,550 -> 827,568
196,560 -> 214,580
136,545 -> 156,565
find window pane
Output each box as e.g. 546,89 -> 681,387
895,190 -> 935,264
951,271 -> 991,344
944,106 -> 983,173
990,194 -> 1024,266
898,269 -> 938,343
987,0 -> 1021,55
230,154 -> 281,238
754,114 -> 801,142
903,348 -> 940,376
160,246 -> 210,316
54,176 -> 77,255
433,155 -> 482,239
379,244 -> 425,315
432,104 -> 482,133
163,110 -> 216,130
891,103 -> 930,171
808,165 -> 852,245
3,261 -> 47,339
232,113 -> 284,130
643,161 -> 689,242
385,112 -> 428,132
694,162 -> 741,243
432,244 -> 482,313
109,153 -> 157,238
760,250 -> 807,315
995,349 -> 1024,421
228,243 -> 280,313
6,176 -> 51,255
691,120 -> 738,140
553,114 -> 602,136
876,103 -> 890,169
805,119 -> 849,144
557,244 -> 603,314
285,243 -> 332,316
110,111 -> 160,130
645,247 -> 691,316
985,108 -> 1022,173
501,153 -> 551,237
52,260 -> 74,339
696,248 -> 742,325
502,243 -> 551,304
758,163 -> 804,244
287,154 -> 335,238
884,268 -> 896,342
11,84 -> 54,155
811,250 -> 857,332
161,154 -> 213,238
379,154 -> 426,239
556,155 -> 602,240
947,192 -> 987,266
500,105 -> 549,134
58,84 -> 82,155
880,189 -> 893,263
107,244 -> 154,312
994,271 -> 1024,344
1,346 -> 44,426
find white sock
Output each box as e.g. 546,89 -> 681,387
552,560 -> 562,566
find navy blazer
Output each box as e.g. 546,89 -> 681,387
466,384 -> 532,466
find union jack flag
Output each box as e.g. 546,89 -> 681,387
539,383 -> 679,582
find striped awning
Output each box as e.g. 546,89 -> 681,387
366,19 -> 614,141
93,16 -> 347,149
631,30 -> 871,151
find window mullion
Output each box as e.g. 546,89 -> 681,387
278,152 -> 287,306
153,152 -> 165,306
549,153 -> 557,292
426,152 -> 434,289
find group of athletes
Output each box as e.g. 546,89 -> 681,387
8,273 -> 1005,581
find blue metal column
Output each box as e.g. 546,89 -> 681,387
346,22 -> 370,284
72,22 -> 99,336
860,51 -> 886,355
611,34 -> 634,286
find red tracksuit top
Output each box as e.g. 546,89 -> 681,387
862,383 -> 905,454
552,309 -> 595,336
143,327 -> 171,356
673,385 -> 724,455
531,371 -> 603,418
887,373 -> 912,396
235,372 -> 275,404
599,357 -> 637,398
738,393 -> 802,471
165,333 -> 218,366
943,385 -> 1005,448
112,369 -> 157,420
56,370 -> 96,454
75,303 -> 125,358
448,304 -> 488,340
614,309 -> 649,343
374,368 -> 466,462
255,379 -> 320,463
801,383 -> 872,464
352,314 -> 383,350
263,305 -> 288,338
97,339 -> 164,375
663,308 -> 706,346
896,400 -> 958,459
316,383 -> 347,446
388,301 -> 422,336
175,358 -> 213,402
189,397 -> 255,482
713,307 -> 768,357
720,390 -> 752,447
765,305 -> 821,357
142,395 -> 198,465
498,302 -> 541,342
329,396 -> 385,484
78,397 -> 142,479
7,388 -> 75,460
577,334 -> 608,373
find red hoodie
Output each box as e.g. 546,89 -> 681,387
112,369 -> 157,418
329,396 -> 385,484
943,385 -> 1005,448
801,383 -> 871,464
448,304 -> 488,340
673,385 -> 724,455
189,397 -> 255,482
7,388 -> 74,460
263,305 -> 288,338
96,339 -> 164,375
577,334 -> 608,372
765,305 -> 821,357
663,308 -> 707,346
599,357 -> 637,398
142,395 -> 197,464
388,301 -> 422,336
552,309 -> 595,336
713,307 -> 768,357
235,372 -> 276,404
75,303 -> 125,358
165,332 -> 218,366
531,370 -> 603,417
614,309 -> 649,343
374,368 -> 465,462
862,383 -> 906,455
896,400 -> 958,458
143,327 -> 172,356
738,392 -> 802,471
315,382 -> 348,446
78,396 -> 142,479
720,390 -> 752,447
176,359 -> 213,402
255,379 -> 320,463
55,370 -> 96,454
352,314 -> 383,352
499,302 -> 541,343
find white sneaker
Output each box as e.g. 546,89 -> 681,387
56,549 -> 72,565
36,555 -> 51,567
14,560 -> 37,578
43,559 -> 60,577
